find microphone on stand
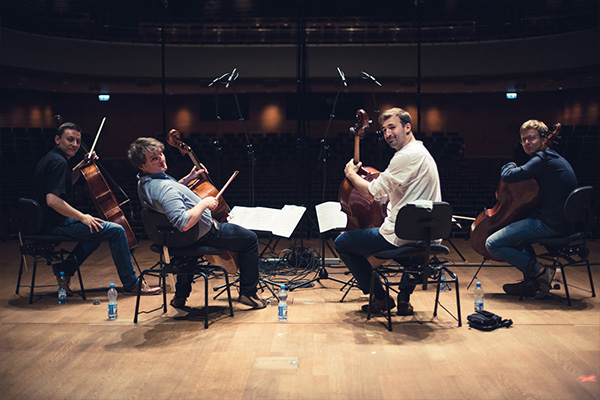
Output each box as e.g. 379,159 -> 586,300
208,72 -> 230,87
225,67 -> 238,88
337,67 -> 347,87
360,71 -> 382,86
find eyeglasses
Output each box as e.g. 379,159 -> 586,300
520,135 -> 539,144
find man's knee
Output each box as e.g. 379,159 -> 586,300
104,222 -> 126,238
334,233 -> 347,252
485,236 -> 496,252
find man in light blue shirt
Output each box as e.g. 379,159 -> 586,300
128,137 -> 267,310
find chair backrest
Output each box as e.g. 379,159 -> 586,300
564,186 -> 593,232
141,208 -> 201,247
394,202 -> 453,241
18,198 -> 44,235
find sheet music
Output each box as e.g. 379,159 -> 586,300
228,205 -> 306,238
228,206 -> 276,232
315,201 -> 348,233
271,205 -> 306,238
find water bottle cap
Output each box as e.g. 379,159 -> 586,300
59,271 -> 65,276
109,283 -> 115,288
476,282 -> 481,287
280,285 -> 286,289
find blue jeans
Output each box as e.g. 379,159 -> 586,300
335,228 -> 419,302
175,222 -> 259,298
485,217 -> 558,278
49,218 -> 139,290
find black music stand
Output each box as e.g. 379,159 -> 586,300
287,70 -> 352,292
287,211 -> 348,291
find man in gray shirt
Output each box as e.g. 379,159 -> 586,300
128,137 -> 267,310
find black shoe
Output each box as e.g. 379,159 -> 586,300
361,295 -> 396,314
53,264 -> 74,296
170,297 -> 187,310
503,279 -> 539,297
55,274 -> 74,296
397,301 -> 414,316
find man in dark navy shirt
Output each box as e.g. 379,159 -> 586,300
32,122 -> 161,295
485,119 -> 578,298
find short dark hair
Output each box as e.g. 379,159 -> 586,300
56,122 -> 81,137
379,107 -> 412,127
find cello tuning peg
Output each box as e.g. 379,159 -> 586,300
349,127 -> 356,134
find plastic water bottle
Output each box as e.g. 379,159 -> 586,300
57,271 -> 67,304
278,285 -> 288,322
108,283 -> 118,320
439,269 -> 447,292
474,281 -> 484,312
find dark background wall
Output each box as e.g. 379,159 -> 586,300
0,87 -> 596,158
1,0 -> 598,239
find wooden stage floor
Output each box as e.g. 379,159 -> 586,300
1,238 -> 599,400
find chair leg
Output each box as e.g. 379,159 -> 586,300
204,274 -> 209,329
29,258 -> 39,305
585,258 -> 596,298
433,274 -> 442,317
434,267 -> 462,327
368,269 -> 393,331
161,272 -> 168,313
16,254 -> 26,295
559,265 -> 572,306
75,267 -> 86,300
383,274 -> 393,332
454,274 -> 462,327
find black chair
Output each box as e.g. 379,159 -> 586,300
16,198 -> 86,304
134,208 -> 234,328
520,186 -> 595,305
368,202 -> 461,331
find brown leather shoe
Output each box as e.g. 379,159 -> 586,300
361,295 -> 396,314
124,280 -> 162,295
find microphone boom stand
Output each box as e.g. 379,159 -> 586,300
209,77 -> 225,187
288,78 -> 347,291
227,73 -> 256,206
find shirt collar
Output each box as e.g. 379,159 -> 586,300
137,172 -> 173,182
52,146 -> 69,160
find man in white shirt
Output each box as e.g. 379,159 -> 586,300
335,107 -> 441,316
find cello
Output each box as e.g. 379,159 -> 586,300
55,115 -> 139,249
470,123 -> 561,260
167,129 -> 231,221
166,129 -> 239,274
338,109 -> 387,231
